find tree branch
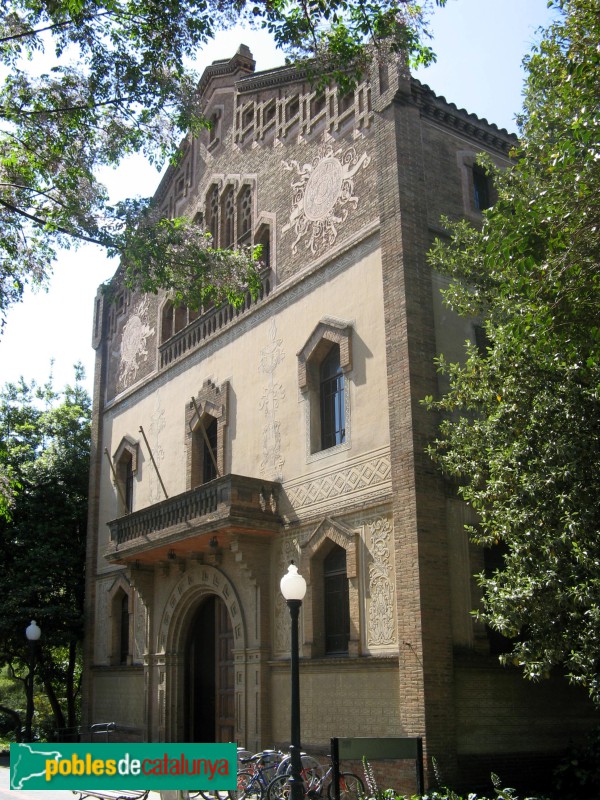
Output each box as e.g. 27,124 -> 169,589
3,95 -> 130,118
0,11 -> 113,45
0,197 -> 110,248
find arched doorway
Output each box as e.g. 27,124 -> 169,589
185,595 -> 235,742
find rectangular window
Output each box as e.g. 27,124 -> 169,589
202,418 -> 219,483
124,464 -> 134,514
318,344 -> 346,451
320,373 -> 345,449
324,546 -> 349,654
120,594 -> 130,664
473,165 -> 492,211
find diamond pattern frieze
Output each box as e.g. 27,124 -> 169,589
286,454 -> 391,510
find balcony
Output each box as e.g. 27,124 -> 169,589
159,270 -> 273,369
105,474 -> 280,565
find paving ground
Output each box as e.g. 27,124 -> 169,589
0,764 -> 165,800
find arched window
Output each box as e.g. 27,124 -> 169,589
202,416 -> 218,484
109,585 -> 132,666
119,593 -> 130,664
161,301 -> 174,344
117,451 -> 134,514
319,345 -> 345,450
237,185 -> 252,246
472,164 -> 492,211
191,414 -> 219,487
323,544 -> 350,654
112,436 -> 138,516
222,188 -> 235,248
255,223 -> 271,270
207,184 -> 219,241
297,320 -> 352,458
186,381 -> 229,491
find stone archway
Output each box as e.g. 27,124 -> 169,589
156,564 -> 247,743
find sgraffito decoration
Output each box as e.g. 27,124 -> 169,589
118,296 -> 155,389
148,390 -> 166,504
368,517 -> 396,647
282,140 -> 370,255
259,319 -> 285,479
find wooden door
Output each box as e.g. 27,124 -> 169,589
186,595 -> 234,742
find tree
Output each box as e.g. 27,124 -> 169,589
426,0 -> 600,704
0,0 -> 445,326
0,367 -> 90,738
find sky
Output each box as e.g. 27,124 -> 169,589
0,0 -> 558,397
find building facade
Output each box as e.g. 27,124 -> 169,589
83,45 -> 596,791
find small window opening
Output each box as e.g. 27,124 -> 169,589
207,185 -> 219,241
116,452 -> 134,514
192,414 -> 219,487
324,545 -> 349,655
202,417 -> 218,483
339,92 -> 354,114
209,111 -> 220,144
120,594 -> 130,664
312,93 -> 326,116
473,165 -> 492,211
124,457 -> 134,514
286,97 -> 299,123
264,101 -> 276,125
255,225 -> 271,270
222,189 -> 235,248
320,345 -> 345,450
237,186 -> 252,246
242,104 -> 254,129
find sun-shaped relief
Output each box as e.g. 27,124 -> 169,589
118,296 -> 155,390
282,139 -> 371,255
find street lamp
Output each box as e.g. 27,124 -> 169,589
280,562 -> 307,800
25,620 -> 41,743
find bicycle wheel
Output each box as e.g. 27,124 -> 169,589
276,754 -> 323,782
327,773 -> 364,800
233,770 -> 264,800
193,792 -> 233,800
266,774 -> 292,800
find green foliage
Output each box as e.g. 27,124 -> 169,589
116,209 -> 265,309
553,726 -> 600,799
361,758 -> 549,800
0,665 -> 25,741
0,366 -> 90,736
0,0 -> 445,324
425,0 -> 600,702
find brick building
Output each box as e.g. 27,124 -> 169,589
82,45 -> 596,791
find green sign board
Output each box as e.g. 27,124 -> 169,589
10,742 -> 237,791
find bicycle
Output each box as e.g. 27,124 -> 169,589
234,751 -> 322,800
189,748 -> 269,800
266,755 -> 364,800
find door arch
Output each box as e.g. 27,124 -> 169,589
185,594 -> 235,742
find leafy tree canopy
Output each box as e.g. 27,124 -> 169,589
426,0 -> 600,703
0,366 -> 90,733
0,0 -> 445,324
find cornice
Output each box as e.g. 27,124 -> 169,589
236,62 -> 312,95
408,78 -> 518,155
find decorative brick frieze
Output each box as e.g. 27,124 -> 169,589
284,448 -> 391,515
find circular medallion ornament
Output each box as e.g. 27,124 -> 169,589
282,141 -> 371,255
303,158 -> 344,221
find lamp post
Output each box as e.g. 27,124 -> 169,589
25,620 -> 41,743
280,562 -> 307,800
